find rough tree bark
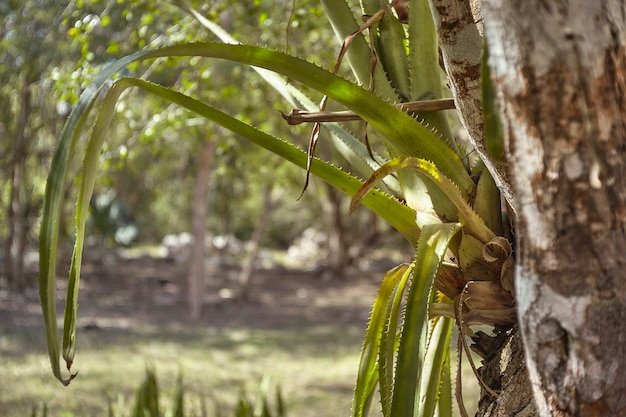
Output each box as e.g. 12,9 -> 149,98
431,0 -> 626,415
428,1 -> 535,413
428,0 -> 515,207
481,1 -> 626,415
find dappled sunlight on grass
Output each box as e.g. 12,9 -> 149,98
1,324 -> 364,417
0,258 -> 374,417
1,257 -> 481,416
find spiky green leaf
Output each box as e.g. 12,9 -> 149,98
38,50 -> 148,385
391,223 -> 460,417
418,317 -> 453,417
352,263 -> 412,417
350,157 -> 494,243
378,264 -> 412,417
133,43 -> 472,191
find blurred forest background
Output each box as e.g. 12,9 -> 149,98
0,1 -> 439,416
1,0 -> 410,292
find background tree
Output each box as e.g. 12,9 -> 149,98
62,0 -> 358,250
0,0 -> 80,290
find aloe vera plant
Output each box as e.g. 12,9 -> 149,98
39,1 -> 517,416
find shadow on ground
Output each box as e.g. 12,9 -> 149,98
1,254 -> 382,353
0,254 -> 387,417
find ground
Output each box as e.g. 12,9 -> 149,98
0,249 -> 480,417
0,251 -> 387,417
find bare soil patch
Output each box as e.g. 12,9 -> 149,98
2,253 -> 385,332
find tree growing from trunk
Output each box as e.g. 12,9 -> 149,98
443,0 -> 626,415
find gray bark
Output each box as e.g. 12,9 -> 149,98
482,1 -> 626,415
428,0 -> 515,208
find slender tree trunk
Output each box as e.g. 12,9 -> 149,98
481,1 -> 626,415
188,138 -> 216,320
4,82 -> 31,291
428,0 -> 514,207
321,183 -> 350,279
238,183 -> 273,301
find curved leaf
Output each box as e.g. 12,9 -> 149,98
128,79 -> 417,238
351,157 -> 494,243
39,75 -> 420,383
391,223 -> 460,417
352,263 -> 412,417
63,81 -> 128,368
38,51 -> 149,385
378,264 -> 412,417
135,43 -> 473,192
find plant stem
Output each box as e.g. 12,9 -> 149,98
281,98 -> 455,125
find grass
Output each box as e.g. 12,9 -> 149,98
0,254 -> 480,417
1,318 -> 481,417
1,320 -> 364,417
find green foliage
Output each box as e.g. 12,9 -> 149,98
353,263 -> 413,417
29,370 -> 284,417
383,224 -> 459,417
131,369 -> 160,417
122,371 -> 285,417
481,40 -> 506,164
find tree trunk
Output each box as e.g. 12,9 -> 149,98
321,183 -> 350,279
475,327 -> 537,416
237,183 -> 273,301
4,82 -> 31,291
482,1 -> 626,415
427,0 -> 514,207
188,138 -> 216,320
